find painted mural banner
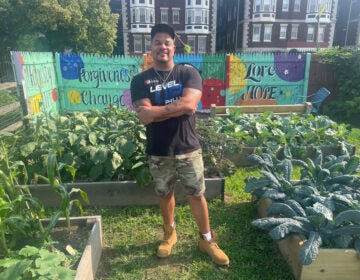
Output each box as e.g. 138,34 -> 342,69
226,53 -> 311,106
55,53 -> 143,112
10,52 -> 311,114
11,51 -> 59,115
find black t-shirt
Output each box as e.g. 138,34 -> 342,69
130,64 -> 202,156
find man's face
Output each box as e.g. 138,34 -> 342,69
151,32 -> 176,64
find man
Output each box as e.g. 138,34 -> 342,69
130,23 -> 229,266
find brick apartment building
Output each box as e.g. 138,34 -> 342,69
217,0 -> 339,52
119,0 -> 217,55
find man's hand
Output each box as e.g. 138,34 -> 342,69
135,105 -> 154,125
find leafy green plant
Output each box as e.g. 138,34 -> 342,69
245,150 -> 360,265
211,110 -> 353,161
1,107 -> 152,187
0,245 -> 76,279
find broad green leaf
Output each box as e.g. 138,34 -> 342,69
20,142 -> 36,157
299,231 -> 322,265
88,132 -> 97,145
68,132 -> 78,146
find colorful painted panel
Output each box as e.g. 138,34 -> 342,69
55,53 -> 143,112
226,53 -> 310,106
10,51 -> 59,115
174,54 -> 226,109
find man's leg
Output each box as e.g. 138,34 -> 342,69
157,190 -> 177,258
188,194 -> 229,266
187,194 -> 210,234
160,189 -> 175,225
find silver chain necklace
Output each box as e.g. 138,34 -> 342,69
153,67 -> 174,87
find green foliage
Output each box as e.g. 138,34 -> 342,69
247,150 -> 360,265
0,0 -> 118,55
0,245 -> 76,279
1,107 -> 151,187
316,47 -> 360,127
211,111 -> 352,160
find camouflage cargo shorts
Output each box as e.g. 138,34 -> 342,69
148,149 -> 206,197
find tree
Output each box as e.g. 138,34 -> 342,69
0,0 -> 119,56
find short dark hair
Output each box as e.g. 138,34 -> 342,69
151,24 -> 175,40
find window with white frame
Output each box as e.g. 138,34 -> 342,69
139,0 -> 145,3
150,9 -> 154,23
196,0 -> 201,5
139,8 -> 146,23
195,10 -> 202,24
173,9 -> 180,24
203,10 -> 208,24
134,36 -> 142,53
264,0 -> 271,12
254,0 -> 261,12
318,26 -> 325,42
161,8 -> 168,23
280,25 -> 287,39
254,0 -> 275,13
264,25 -> 272,42
282,0 -> 289,12
186,10 -> 192,24
132,9 -> 136,22
291,24 -> 299,39
294,0 -> 301,12
187,36 -> 195,53
145,36 -> 151,53
307,25 -> 315,41
252,25 -> 261,42
198,36 -> 206,53
308,0 -> 317,13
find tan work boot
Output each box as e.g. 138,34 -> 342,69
199,230 -> 229,266
157,224 -> 177,258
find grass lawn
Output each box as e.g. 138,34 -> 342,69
85,166 -> 295,280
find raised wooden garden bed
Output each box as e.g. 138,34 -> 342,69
27,177 -> 225,207
278,234 -> 360,280
255,199 -> 360,280
42,216 -> 102,280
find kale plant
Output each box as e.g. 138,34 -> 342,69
246,150 -> 360,265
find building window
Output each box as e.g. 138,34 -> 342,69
139,0 -> 145,3
307,25 -> 315,41
145,36 -> 151,53
282,0 -> 289,12
196,0 -> 201,4
134,36 -> 142,53
252,25 -> 261,42
195,10 -> 202,24
318,26 -> 325,42
187,36 -> 195,53
294,0 -> 301,12
254,0 -> 275,13
198,37 -> 206,53
291,24 -> 299,39
264,0 -> 271,12
203,10 -> 208,24
139,8 -> 146,23
280,25 -> 287,39
264,25 -> 272,42
173,9 -> 180,24
308,0 -> 317,13
132,9 -> 136,22
161,9 -> 168,23
187,10 -> 192,24
254,0 -> 261,12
